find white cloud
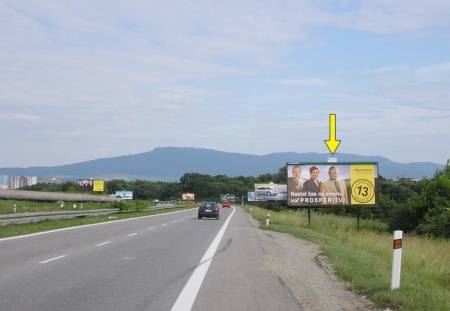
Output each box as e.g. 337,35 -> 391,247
418,62 -> 450,74
332,0 -> 450,34
363,65 -> 408,75
0,113 -> 42,122
278,78 -> 326,86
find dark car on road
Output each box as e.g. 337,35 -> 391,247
198,202 -> 220,220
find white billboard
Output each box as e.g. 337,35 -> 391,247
254,183 -> 287,201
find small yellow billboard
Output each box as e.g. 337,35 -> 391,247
93,179 -> 105,192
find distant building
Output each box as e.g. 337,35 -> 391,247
0,175 -> 8,190
9,176 -> 21,189
24,176 -> 37,187
9,176 -> 38,189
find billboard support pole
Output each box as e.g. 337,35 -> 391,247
357,206 -> 361,229
307,208 -> 311,226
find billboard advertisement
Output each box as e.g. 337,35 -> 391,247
287,163 -> 378,207
93,179 -> 105,192
113,191 -> 133,200
254,183 -> 287,201
79,179 -> 94,192
247,192 -> 255,202
220,194 -> 236,203
182,193 -> 195,201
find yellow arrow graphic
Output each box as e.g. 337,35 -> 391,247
324,113 -> 341,155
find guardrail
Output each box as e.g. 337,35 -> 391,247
0,190 -> 119,202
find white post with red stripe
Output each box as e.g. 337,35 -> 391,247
391,230 -> 403,290
266,213 -> 270,226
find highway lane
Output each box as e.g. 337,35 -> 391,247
192,206 -> 302,311
0,206 -> 302,311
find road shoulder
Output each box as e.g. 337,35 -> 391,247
245,209 -> 378,311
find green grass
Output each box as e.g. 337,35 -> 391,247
0,199 -> 198,214
0,206 -> 195,239
246,206 -> 450,311
0,199 -> 114,214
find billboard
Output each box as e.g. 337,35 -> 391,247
247,192 -> 255,202
182,193 -> 195,201
220,193 -> 236,202
93,179 -> 105,192
254,183 -> 287,201
113,191 -> 133,200
287,163 -> 378,207
79,179 -> 94,192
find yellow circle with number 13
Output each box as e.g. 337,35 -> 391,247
351,179 -> 375,204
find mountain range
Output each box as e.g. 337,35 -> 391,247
0,147 -> 444,180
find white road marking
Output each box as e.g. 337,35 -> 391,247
148,227 -> 155,230
0,208 -> 196,243
128,233 -> 138,237
96,241 -> 112,246
170,208 -> 236,311
40,255 -> 67,264
161,223 -> 168,226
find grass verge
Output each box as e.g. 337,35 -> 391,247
0,199 -> 196,214
0,199 -> 115,214
246,206 -> 450,311
0,206 -> 195,239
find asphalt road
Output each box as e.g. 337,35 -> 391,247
0,206 -> 301,311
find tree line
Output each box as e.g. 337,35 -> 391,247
23,163 -> 449,238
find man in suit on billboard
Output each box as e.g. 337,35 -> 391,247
303,166 -> 321,204
320,166 -> 348,205
288,165 -> 304,192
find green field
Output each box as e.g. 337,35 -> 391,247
246,206 -> 450,311
0,199 -> 114,214
0,206 -> 195,238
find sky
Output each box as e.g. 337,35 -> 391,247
1,0 -> 450,167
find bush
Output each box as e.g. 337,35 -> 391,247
111,201 -> 126,211
420,207 -> 450,238
134,200 -> 148,212
389,204 -> 420,232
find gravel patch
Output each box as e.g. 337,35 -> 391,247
245,211 -> 379,311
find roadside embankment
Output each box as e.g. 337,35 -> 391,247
245,206 -> 450,311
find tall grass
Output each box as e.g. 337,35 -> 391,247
247,206 -> 450,311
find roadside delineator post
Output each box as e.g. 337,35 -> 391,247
73,204 -> 77,211
391,230 -> 403,290
13,204 -> 16,214
266,213 -> 270,226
